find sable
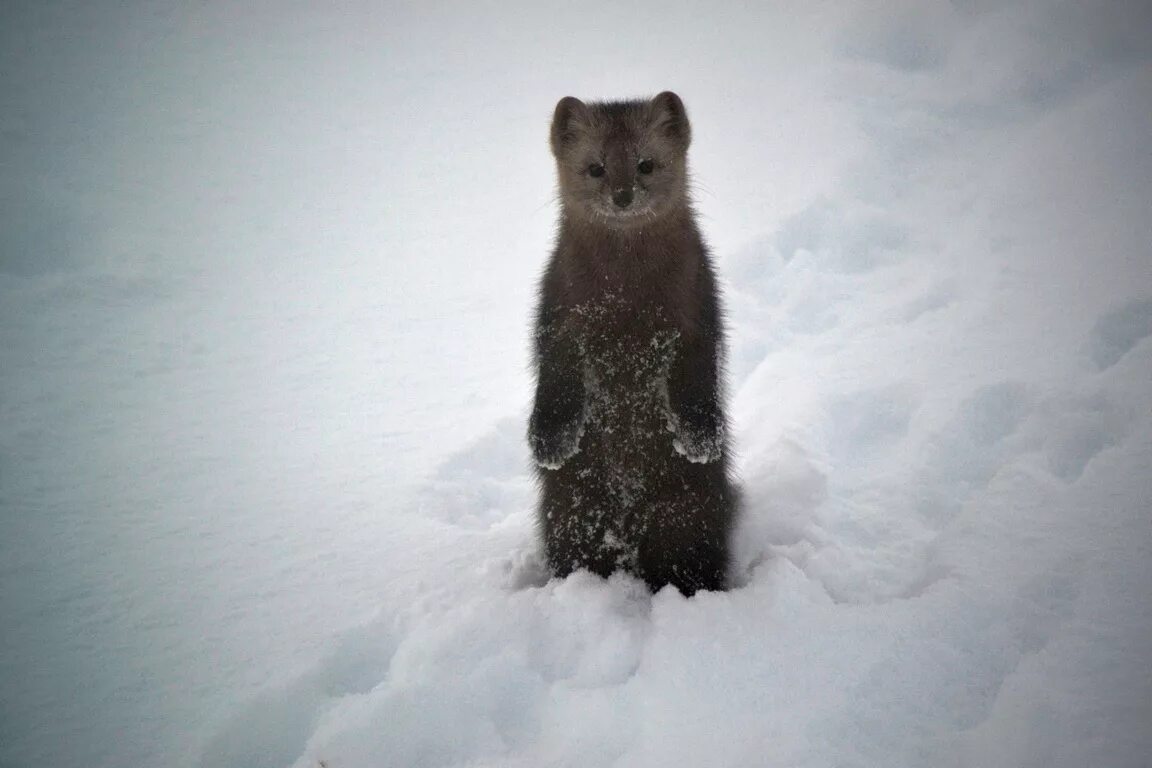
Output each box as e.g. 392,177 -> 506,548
528,91 -> 736,595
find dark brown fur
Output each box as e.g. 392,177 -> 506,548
528,92 -> 736,595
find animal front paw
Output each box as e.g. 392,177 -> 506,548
669,414 -> 723,464
528,407 -> 586,469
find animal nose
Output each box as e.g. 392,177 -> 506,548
612,188 -> 633,209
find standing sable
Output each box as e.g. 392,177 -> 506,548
529,91 -> 735,595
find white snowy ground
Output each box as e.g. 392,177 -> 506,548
2,2 -> 1151,767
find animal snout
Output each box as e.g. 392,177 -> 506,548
612,188 -> 634,209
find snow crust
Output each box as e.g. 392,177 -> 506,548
1,1 -> 1151,767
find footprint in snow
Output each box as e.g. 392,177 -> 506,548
1088,297 -> 1152,371
199,620 -> 400,768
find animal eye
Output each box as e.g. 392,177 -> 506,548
637,159 -> 654,174
588,163 -> 605,178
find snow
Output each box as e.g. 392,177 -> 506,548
1,1 -> 1151,767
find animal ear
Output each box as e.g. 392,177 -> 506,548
648,91 -> 691,148
551,96 -> 591,157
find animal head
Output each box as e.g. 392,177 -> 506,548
550,91 -> 692,229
